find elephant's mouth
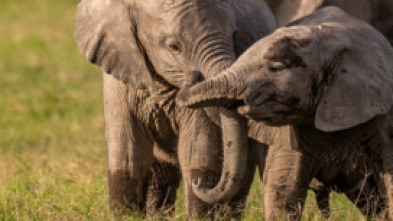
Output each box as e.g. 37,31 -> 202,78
160,69 -> 187,88
239,105 -> 297,127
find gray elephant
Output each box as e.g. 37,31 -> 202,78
177,7 -> 393,220
264,0 -> 393,44
75,0 -> 276,218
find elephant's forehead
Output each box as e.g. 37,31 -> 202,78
138,0 -> 232,33
273,26 -> 314,39
140,0 -> 224,12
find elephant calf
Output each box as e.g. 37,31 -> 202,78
75,0 -> 277,218
178,7 -> 393,220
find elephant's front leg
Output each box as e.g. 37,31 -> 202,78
103,74 -> 154,213
376,133 -> 393,220
178,109 -> 223,219
263,147 -> 312,221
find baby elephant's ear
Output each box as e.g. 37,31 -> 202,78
315,28 -> 393,132
75,0 -> 151,88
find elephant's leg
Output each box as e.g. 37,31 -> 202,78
146,160 -> 181,216
253,140 -> 268,184
178,110 -> 222,219
263,147 -> 312,221
376,138 -> 393,220
103,73 -> 154,213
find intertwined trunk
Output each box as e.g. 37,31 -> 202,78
189,49 -> 249,203
179,70 -> 242,109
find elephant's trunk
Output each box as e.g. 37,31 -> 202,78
187,59 -> 249,203
192,107 -> 249,203
178,70 -> 244,109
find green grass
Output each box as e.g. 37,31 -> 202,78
0,0 -> 365,220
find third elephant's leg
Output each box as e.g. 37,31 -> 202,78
263,147 -> 312,221
376,136 -> 393,220
103,73 -> 154,213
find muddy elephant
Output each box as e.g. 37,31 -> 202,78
264,0 -> 393,44
178,7 -> 393,220
75,0 -> 276,218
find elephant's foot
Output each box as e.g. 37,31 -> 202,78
380,167 -> 393,219
146,161 -> 181,217
374,139 -> 393,220
378,172 -> 393,220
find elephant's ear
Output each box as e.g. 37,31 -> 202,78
75,0 -> 151,88
315,23 -> 393,132
231,0 -> 276,56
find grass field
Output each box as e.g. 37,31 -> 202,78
0,0 -> 365,220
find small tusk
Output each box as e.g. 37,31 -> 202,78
318,24 -> 324,30
192,177 -> 202,187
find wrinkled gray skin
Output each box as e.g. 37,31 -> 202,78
178,7 -> 393,220
264,0 -> 393,44
75,0 -> 275,218
255,142 -> 383,219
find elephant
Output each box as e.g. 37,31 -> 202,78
74,0 -> 276,218
177,7 -> 393,220
264,0 -> 393,44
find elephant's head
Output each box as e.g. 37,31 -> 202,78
75,0 -> 274,88
178,7 -> 393,132
75,0 -> 275,204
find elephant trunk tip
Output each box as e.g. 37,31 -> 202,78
191,178 -> 229,204
177,89 -> 243,109
191,109 -> 249,205
177,69 -> 247,109
191,168 -> 245,204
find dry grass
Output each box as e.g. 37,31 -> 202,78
0,0 -> 366,220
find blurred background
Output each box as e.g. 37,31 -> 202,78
0,0 -> 362,220
0,0 -> 110,219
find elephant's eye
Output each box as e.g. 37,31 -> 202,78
268,61 -> 286,72
166,38 -> 182,54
